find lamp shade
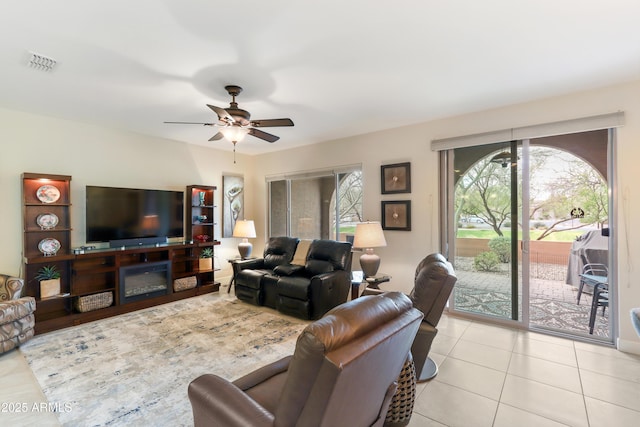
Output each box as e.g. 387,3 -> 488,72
353,222 -> 387,249
233,219 -> 256,259
220,126 -> 249,143
232,220 -> 256,238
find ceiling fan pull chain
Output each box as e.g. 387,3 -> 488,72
233,141 -> 237,164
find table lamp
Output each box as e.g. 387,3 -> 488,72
353,221 -> 387,278
233,219 -> 256,259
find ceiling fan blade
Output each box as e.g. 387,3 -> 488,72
248,128 -> 280,143
251,118 -> 294,128
207,104 -> 234,123
164,121 -> 215,126
208,132 -> 224,141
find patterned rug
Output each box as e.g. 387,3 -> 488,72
20,294 -> 309,426
454,287 -> 609,337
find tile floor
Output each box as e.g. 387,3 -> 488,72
1,312 -> 639,426
408,316 -> 640,427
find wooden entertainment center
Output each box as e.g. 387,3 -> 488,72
22,173 -> 220,334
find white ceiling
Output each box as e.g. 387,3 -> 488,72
1,0 -> 639,155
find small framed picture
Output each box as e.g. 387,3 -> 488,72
381,200 -> 411,231
381,162 -> 411,194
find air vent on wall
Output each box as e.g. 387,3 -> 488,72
28,52 -> 57,72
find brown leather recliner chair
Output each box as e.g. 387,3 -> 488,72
188,291 -> 423,427
0,274 -> 36,354
234,236 -> 300,307
409,253 -> 457,381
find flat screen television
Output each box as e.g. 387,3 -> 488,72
86,186 -> 184,246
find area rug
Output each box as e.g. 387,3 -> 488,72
20,294 -> 309,426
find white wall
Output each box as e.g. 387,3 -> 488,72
2,78 -> 640,353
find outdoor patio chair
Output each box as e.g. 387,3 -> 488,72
577,254 -> 608,305
588,282 -> 608,334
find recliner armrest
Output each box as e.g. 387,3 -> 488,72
236,258 -> 266,271
273,264 -> 305,276
189,374 -> 274,427
233,356 -> 292,391
310,270 -> 349,284
308,270 -> 351,319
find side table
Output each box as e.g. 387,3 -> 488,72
227,257 -> 256,293
351,271 -> 391,299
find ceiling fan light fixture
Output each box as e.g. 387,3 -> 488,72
220,126 -> 248,143
164,84 -> 293,156
490,151 -> 512,168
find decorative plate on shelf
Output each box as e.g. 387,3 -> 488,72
36,185 -> 61,203
36,213 -> 59,229
38,238 -> 61,256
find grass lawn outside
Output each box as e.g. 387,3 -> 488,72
456,228 -> 585,242
342,224 -> 588,242
340,225 -> 356,234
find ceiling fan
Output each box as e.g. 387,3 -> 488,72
165,85 -> 294,161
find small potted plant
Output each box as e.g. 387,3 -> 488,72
35,265 -> 61,298
199,247 -> 214,271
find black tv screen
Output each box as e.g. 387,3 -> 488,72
86,186 -> 184,244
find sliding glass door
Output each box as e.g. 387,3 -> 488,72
449,140 -> 523,323
268,167 -> 362,241
442,129 -> 614,341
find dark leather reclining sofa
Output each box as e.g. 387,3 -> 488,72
234,237 -> 353,320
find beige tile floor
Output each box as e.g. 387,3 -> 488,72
1,313 -> 640,426
409,315 -> 640,427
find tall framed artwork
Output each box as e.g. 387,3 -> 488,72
381,162 -> 411,194
223,174 -> 244,238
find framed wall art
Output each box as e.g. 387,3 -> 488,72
381,162 -> 411,194
381,200 -> 411,231
222,174 -> 244,238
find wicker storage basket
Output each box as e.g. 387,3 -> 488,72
173,276 -> 197,292
384,353 -> 417,426
75,291 -> 113,313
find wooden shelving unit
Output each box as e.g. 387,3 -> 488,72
21,175 -> 222,334
186,185 -> 220,288
22,173 -> 74,322
186,185 -> 217,242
